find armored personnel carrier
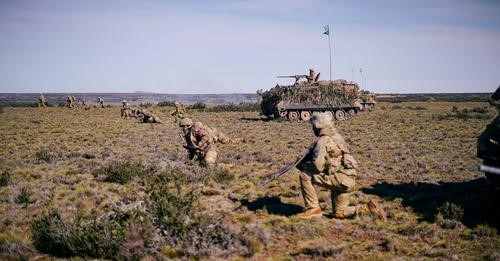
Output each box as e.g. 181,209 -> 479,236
260,71 -> 376,121
477,86 -> 500,187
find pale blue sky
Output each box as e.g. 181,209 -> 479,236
0,0 -> 499,94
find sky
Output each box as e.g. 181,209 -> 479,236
0,0 -> 499,94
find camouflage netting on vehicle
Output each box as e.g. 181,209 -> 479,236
260,81 -> 360,117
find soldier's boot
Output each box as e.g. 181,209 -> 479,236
297,207 -> 323,219
367,200 -> 386,221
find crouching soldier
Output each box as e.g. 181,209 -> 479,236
179,118 -> 217,167
296,112 -> 385,220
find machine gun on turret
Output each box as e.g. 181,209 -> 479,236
277,75 -> 310,84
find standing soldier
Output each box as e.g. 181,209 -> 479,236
67,96 -> 74,108
71,96 -> 77,107
38,94 -> 47,107
171,102 -> 187,123
97,97 -> 105,108
121,100 -> 131,118
179,119 -> 217,167
295,112 -> 385,220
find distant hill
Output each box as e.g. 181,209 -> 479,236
0,93 -> 262,106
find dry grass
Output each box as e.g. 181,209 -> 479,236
0,102 -> 499,259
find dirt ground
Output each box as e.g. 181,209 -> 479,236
0,102 -> 499,260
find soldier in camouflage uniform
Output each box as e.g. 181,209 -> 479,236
67,96 -> 74,108
171,102 -> 187,123
137,109 -> 162,123
179,118 -> 217,167
296,112 -> 385,219
38,94 -> 47,107
97,97 -> 105,108
121,100 -> 132,118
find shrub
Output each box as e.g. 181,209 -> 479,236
92,162 -> 155,185
436,202 -> 464,221
205,103 -> 260,112
157,100 -> 176,107
472,224 -> 497,238
139,102 -> 153,108
35,149 -> 53,163
188,102 -> 206,111
0,169 -> 10,187
15,186 -> 33,206
31,209 -> 153,259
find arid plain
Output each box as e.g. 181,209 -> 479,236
0,101 -> 499,260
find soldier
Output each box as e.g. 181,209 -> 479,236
307,68 -> 318,83
137,109 -> 162,123
295,112 -> 385,220
121,100 -> 132,118
38,94 -> 47,107
67,96 -> 74,108
180,119 -> 217,167
171,102 -> 187,123
97,97 -> 105,108
71,95 -> 77,107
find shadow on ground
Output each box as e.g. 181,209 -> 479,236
239,117 -> 272,122
363,177 -> 500,229
239,196 -> 302,217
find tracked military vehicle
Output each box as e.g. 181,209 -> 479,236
477,86 -> 500,187
260,72 -> 376,121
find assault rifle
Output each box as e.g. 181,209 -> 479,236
179,133 -> 204,152
259,147 -> 312,187
480,164 -> 500,175
277,75 -> 310,84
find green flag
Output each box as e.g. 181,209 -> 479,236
323,25 -> 329,35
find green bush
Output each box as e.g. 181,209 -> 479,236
157,100 -> 176,107
15,186 -> 33,206
0,169 -> 10,187
188,102 -> 206,111
35,149 -> 53,163
205,103 -> 260,112
92,162 -> 155,185
436,202 -> 464,221
31,209 -> 153,259
139,102 -> 153,108
472,224 -> 497,238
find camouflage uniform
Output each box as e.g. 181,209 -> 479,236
71,96 -> 77,107
296,112 -> 384,219
97,97 -> 104,108
171,102 -> 187,123
138,109 -> 162,123
38,94 -> 46,107
121,100 -> 132,118
180,119 -> 217,167
308,68 -> 318,83
67,96 -> 74,108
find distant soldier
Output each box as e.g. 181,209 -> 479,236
67,96 -> 74,108
121,100 -> 132,118
71,95 -> 77,107
97,97 -> 105,108
179,119 -> 217,167
38,94 -> 47,107
307,68 -> 318,83
171,102 -> 187,123
295,112 -> 385,220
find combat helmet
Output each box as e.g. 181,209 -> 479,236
310,112 -> 334,129
179,118 -> 193,127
